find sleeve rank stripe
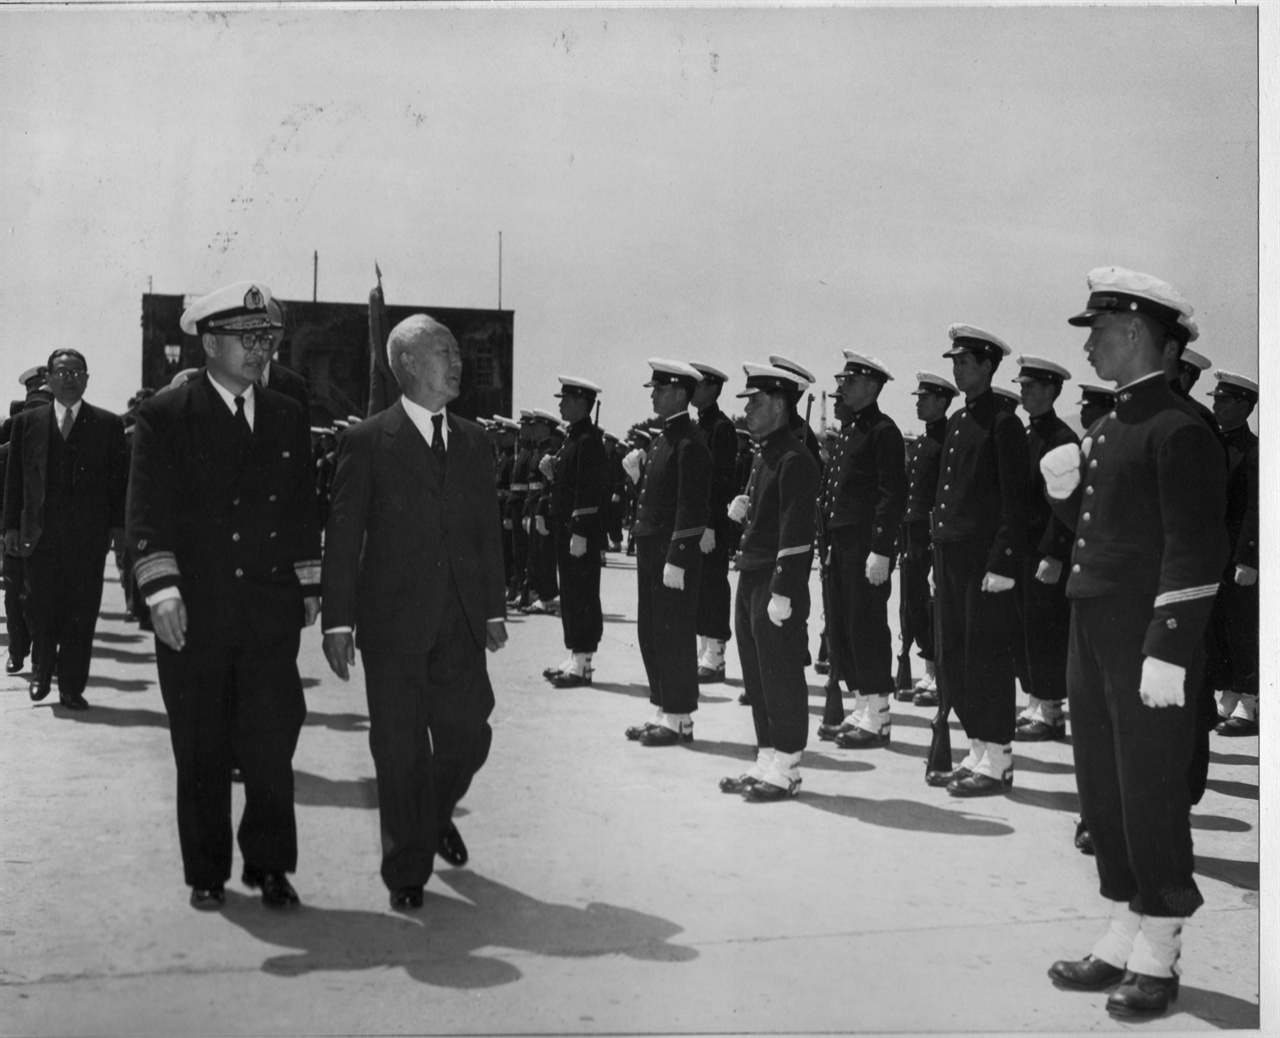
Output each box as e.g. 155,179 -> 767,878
294,561 -> 322,585
1153,585 -> 1220,608
134,551 -> 180,585
672,526 -> 706,539
777,544 -> 812,558
571,507 -> 599,517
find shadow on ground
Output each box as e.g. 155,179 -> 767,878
801,791 -> 1015,836
56,703 -> 168,728
1203,777 -> 1258,801
1194,854 -> 1259,891
223,870 -> 697,988
293,770 -> 378,810
85,674 -> 154,692
591,681 -> 652,700
302,709 -> 370,733
685,738 -> 875,776
1172,984 -> 1260,1030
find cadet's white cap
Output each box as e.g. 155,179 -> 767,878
944,324 -> 1012,360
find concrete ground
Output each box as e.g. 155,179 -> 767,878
0,554 -> 1262,1035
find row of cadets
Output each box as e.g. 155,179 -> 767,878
689,363 -> 738,684
897,371 -> 959,706
619,426 -> 652,556
520,408 -> 562,614
1042,266 -> 1229,1018
622,360 -> 712,746
486,415 -> 521,589
541,376 -> 610,688
814,351 -> 908,750
718,363 -> 820,799
504,412 -> 535,605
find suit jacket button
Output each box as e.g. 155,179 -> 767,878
1072,564 -> 1081,573
232,533 -> 241,541
1166,618 -> 1178,629
235,568 -> 244,577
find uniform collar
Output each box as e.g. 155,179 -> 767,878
963,388 -> 996,417
924,417 -> 947,440
1029,406 -> 1058,430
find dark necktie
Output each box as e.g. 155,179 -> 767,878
431,413 -> 446,464
234,395 -> 252,439
59,407 -> 74,440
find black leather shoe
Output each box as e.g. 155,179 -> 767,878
1015,720 -> 1066,741
948,771 -> 1012,797
549,671 -> 592,688
696,665 -> 725,684
1048,955 -> 1126,990
391,885 -> 425,910
6,653 -> 24,675
29,671 -> 52,702
625,721 -> 658,741
190,885 -> 226,911
719,774 -> 758,794
1106,971 -> 1179,1018
912,688 -> 938,707
894,687 -> 916,702
816,722 -> 844,741
835,727 -> 890,749
242,865 -> 300,908
438,822 -> 468,867
1215,715 -> 1258,737
638,725 -> 691,746
737,692 -> 751,706
58,692 -> 89,711
813,660 -> 830,675
542,666 -> 565,680
1074,818 -> 1095,855
925,765 -> 971,788
230,766 -> 244,783
742,777 -> 801,801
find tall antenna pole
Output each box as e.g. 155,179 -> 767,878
498,231 -> 503,310
313,250 -> 318,302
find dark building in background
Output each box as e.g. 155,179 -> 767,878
141,294 -> 514,424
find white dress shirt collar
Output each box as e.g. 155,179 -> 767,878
401,395 -> 449,448
53,399 -> 83,429
205,372 -> 255,431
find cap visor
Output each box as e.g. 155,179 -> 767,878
1067,309 -> 1100,327
735,387 -> 761,398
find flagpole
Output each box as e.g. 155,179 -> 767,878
313,250 -> 318,302
498,231 -> 503,310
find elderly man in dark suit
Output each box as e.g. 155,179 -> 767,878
128,282 -> 322,911
4,349 -> 127,708
322,313 -> 508,911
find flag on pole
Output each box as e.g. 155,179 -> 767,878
366,261 -> 400,416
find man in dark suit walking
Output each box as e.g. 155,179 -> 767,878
128,282 -> 322,911
322,313 -> 508,911
4,349 -> 127,708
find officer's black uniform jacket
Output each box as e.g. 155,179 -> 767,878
523,438 -> 553,521
819,401 -> 906,557
550,417 -> 610,547
633,411 -> 711,568
1025,407 -> 1079,561
931,388 -> 1030,580
788,413 -> 824,471
495,446 -> 514,511
506,445 -> 531,525
1048,373 -> 1228,667
902,418 -> 946,525
1222,424 -> 1258,571
697,403 -> 738,543
733,440 -> 754,494
127,375 -> 321,645
736,424 -> 820,600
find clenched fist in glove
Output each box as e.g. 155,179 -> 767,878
538,455 -> 556,481
727,494 -> 750,524
1139,656 -> 1186,708
1235,565 -> 1258,587
981,572 -> 1015,593
662,563 -> 685,590
569,533 -> 587,557
767,594 -> 792,626
1035,557 -> 1063,585
1040,442 -> 1082,500
534,515 -> 548,536
699,528 -> 716,554
865,552 -> 890,586
522,516 -> 531,534
622,449 -> 645,484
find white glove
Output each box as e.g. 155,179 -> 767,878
569,533 -> 587,557
1040,443 -> 1082,500
727,494 -> 750,524
767,594 -> 792,626
622,449 -> 645,484
1235,565 -> 1258,587
538,455 -> 556,480
1139,655 -> 1186,708
927,567 -> 935,595
865,552 -> 890,586
1035,557 -> 1063,585
522,516 -> 531,533
662,563 -> 685,590
534,515 -> 548,536
502,518 -> 513,531
699,528 -> 716,554
981,572 -> 1015,593
611,494 -> 620,503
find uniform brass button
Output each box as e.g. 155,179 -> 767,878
1082,513 -> 1090,522
270,531 -> 277,538
1089,460 -> 1097,469
1077,538 -> 1086,547
232,533 -> 240,541
235,568 -> 244,577
1072,564 -> 1081,573
269,494 -> 277,502
1098,435 -> 1106,444
1085,486 -> 1094,495
233,498 -> 240,506
1166,618 -> 1177,629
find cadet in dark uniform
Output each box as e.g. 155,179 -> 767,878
690,362 -> 738,683
1012,355 -> 1079,741
1207,371 -> 1259,735
603,433 -> 626,551
815,352 -> 906,750
900,372 -> 956,707
505,413 -> 535,606
543,377 -> 609,687
127,282 -> 322,911
925,324 -> 1029,797
1044,267 -> 1228,1018
490,416 -> 519,590
768,354 -> 824,467
1078,383 -> 1117,430
1174,345 -> 1210,398
522,409 -> 560,614
719,363 -> 820,799
816,395 -> 854,724
622,360 -> 711,745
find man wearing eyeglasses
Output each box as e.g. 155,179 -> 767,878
127,282 -> 322,912
4,349 -> 128,708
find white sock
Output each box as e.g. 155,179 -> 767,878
959,739 -> 986,772
761,750 -> 802,787
1037,699 -> 1065,725
747,746 -> 774,782
858,693 -> 891,735
1021,695 -> 1042,721
663,712 -> 692,734
568,652 -> 593,676
1090,901 -> 1141,969
1127,917 -> 1184,978
974,742 -> 1012,781
844,691 -> 864,727
1230,693 -> 1258,722
1218,690 -> 1240,718
705,639 -> 726,669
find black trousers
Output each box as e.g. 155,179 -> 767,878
1016,554 -> 1072,702
508,509 -> 528,600
554,522 -> 603,653
695,536 -> 732,642
929,540 -> 1017,767
635,536 -> 700,715
820,555 -> 853,723
3,552 -> 31,662
1203,577 -> 1258,698
156,629 -> 305,889
735,566 -> 810,754
827,532 -> 894,698
24,536 -> 106,697
898,521 -> 934,661
526,523 -> 559,602
1068,597 -> 1202,918
361,583 -> 494,892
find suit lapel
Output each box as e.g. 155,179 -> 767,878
386,401 -> 440,489
30,404 -> 52,489
442,412 -> 468,496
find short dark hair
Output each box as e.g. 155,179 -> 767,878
47,348 -> 88,371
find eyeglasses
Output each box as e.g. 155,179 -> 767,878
218,330 -> 277,352
48,369 -> 88,380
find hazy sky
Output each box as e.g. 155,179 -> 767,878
0,3 -> 1264,434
